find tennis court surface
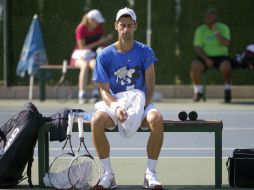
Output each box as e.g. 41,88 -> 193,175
0,98 -> 253,190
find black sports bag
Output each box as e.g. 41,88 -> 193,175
226,148 -> 254,187
47,108 -> 84,142
0,102 -> 44,188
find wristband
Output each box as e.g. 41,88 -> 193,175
110,102 -> 120,114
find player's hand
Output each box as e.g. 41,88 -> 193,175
115,107 -> 128,123
204,58 -> 214,68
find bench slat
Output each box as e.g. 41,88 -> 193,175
64,119 -> 223,132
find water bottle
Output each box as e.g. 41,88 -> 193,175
73,111 -> 93,122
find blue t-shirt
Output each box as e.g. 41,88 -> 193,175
93,41 -> 158,94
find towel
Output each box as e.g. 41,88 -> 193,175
95,89 -> 146,138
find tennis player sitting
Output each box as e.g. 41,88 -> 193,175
91,7 -> 164,190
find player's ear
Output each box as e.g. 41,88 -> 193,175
134,22 -> 138,31
114,22 -> 118,31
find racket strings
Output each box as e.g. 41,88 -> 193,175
46,113 -> 100,189
48,153 -> 75,189
69,156 -> 100,189
69,137 -> 100,189
47,167 -> 72,189
47,137 -> 75,189
62,137 -> 75,155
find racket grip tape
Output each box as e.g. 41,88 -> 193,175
67,113 -> 74,135
62,60 -> 68,74
77,118 -> 84,138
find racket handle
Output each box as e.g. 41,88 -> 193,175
77,118 -> 84,138
67,113 -> 74,135
62,60 -> 68,74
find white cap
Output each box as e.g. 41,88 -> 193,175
116,7 -> 136,22
246,44 -> 254,53
87,9 -> 105,23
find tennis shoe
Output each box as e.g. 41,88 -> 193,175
193,92 -> 203,102
143,170 -> 163,190
224,89 -> 231,103
89,94 -> 100,104
79,94 -> 88,104
94,171 -> 117,189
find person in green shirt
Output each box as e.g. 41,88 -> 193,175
190,8 -> 232,103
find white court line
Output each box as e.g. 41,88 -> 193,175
223,128 -> 254,130
34,147 -> 235,151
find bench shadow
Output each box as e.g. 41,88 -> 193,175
220,101 -> 254,105
230,101 -> 254,105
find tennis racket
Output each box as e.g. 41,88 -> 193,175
68,117 -> 101,189
54,60 -> 72,102
48,112 -> 75,189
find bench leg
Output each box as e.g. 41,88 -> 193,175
45,133 -> 49,173
215,129 -> 222,188
38,127 -> 48,187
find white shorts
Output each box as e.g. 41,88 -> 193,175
95,103 -> 160,131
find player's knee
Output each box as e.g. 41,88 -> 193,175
91,112 -> 106,132
220,60 -> 232,72
147,112 -> 163,133
191,60 -> 203,72
79,61 -> 89,70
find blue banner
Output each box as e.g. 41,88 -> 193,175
16,14 -> 47,77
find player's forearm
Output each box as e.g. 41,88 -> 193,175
98,83 -> 115,106
100,89 -> 115,107
86,35 -> 112,50
145,64 -> 155,106
214,32 -> 230,46
195,47 -> 208,60
145,87 -> 154,106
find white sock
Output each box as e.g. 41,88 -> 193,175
79,90 -> 86,98
146,159 -> 158,173
193,85 -> 203,93
100,157 -> 113,173
224,83 -> 231,90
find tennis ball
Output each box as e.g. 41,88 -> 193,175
178,111 -> 187,121
188,111 -> 198,121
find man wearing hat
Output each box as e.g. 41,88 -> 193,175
91,7 -> 164,190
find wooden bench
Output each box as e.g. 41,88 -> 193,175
37,120 -> 223,188
38,64 -> 80,101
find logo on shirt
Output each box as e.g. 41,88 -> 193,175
114,66 -> 141,90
